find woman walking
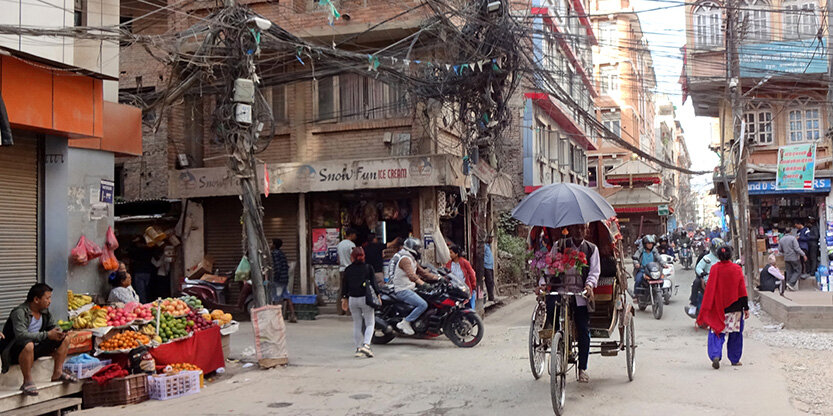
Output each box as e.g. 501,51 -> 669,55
340,247 -> 381,358
696,245 -> 750,369
446,245 -> 477,309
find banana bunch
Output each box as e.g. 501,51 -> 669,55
72,315 -> 89,329
140,324 -> 156,336
68,290 -> 92,311
71,309 -> 108,329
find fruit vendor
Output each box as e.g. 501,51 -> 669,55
0,283 -> 78,396
108,262 -> 140,305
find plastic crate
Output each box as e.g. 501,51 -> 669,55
291,294 -> 317,304
64,359 -> 111,380
147,370 -> 201,401
82,374 -> 148,408
296,310 -> 318,321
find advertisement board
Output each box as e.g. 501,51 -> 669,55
739,39 -> 827,77
776,144 -> 817,190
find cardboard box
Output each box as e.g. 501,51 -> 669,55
67,330 -> 93,354
187,256 -> 214,280
201,274 -> 228,285
757,239 -> 767,253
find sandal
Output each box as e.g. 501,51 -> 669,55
20,382 -> 38,396
51,371 -> 78,383
577,371 -> 590,383
731,362 -> 742,366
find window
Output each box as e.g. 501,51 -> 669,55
787,97 -> 822,142
744,101 -> 773,144
266,85 -> 288,124
603,111 -> 621,137
599,65 -> 619,95
183,95 -> 204,168
588,166 -> 598,187
315,76 -> 337,121
741,0 -> 770,42
784,0 -> 818,39
598,21 -> 618,47
316,75 -> 407,122
535,122 -> 547,158
693,2 -> 722,47
74,0 -> 86,26
548,130 -> 559,163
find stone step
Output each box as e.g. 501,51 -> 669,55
0,381 -> 82,414
0,358 -> 57,389
9,396 -> 82,416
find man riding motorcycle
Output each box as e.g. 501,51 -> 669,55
687,238 -> 726,317
658,236 -> 675,258
391,237 -> 441,335
632,235 -> 667,296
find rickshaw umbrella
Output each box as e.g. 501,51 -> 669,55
511,182 -> 616,228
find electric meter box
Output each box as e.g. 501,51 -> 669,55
233,79 -> 255,104
235,103 -> 252,124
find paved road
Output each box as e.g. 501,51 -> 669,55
79,264 -> 802,415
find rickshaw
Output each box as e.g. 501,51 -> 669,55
511,183 -> 636,416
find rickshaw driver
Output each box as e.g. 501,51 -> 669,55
539,223 -> 600,383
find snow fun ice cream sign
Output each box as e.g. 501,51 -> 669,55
776,143 -> 816,190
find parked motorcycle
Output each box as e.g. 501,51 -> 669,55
373,266 -> 484,348
659,254 -> 679,305
635,261 -> 665,319
181,277 -> 254,320
680,243 -> 693,270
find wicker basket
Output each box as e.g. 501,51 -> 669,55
82,374 -> 149,408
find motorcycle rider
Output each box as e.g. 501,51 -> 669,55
632,235 -> 666,296
392,237 -> 441,335
658,236 -> 675,258
688,238 -> 726,317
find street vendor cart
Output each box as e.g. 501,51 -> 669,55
512,183 -> 637,416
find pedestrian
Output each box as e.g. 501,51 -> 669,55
807,218 -> 820,276
796,222 -> 810,275
337,228 -> 358,315
270,239 -> 297,323
758,254 -> 785,293
697,245 -> 749,369
364,233 -> 386,280
446,245 -> 477,309
340,247 -> 380,358
778,227 -> 806,291
483,235 -> 496,302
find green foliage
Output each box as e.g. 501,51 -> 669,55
496,224 -> 529,284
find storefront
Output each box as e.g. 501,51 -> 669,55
748,177 -> 831,250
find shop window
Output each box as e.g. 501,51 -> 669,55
693,1 -> 722,47
741,0 -> 771,42
784,0 -> 818,39
787,97 -> 821,142
744,101 -> 773,145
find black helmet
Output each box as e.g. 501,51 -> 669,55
403,237 -> 423,259
659,236 -> 668,243
642,235 -> 656,247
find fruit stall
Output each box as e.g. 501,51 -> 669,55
60,292 -> 239,408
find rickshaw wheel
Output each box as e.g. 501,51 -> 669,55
550,332 -> 566,415
529,301 -> 547,380
625,315 -> 636,381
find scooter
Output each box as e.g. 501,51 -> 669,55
679,243 -> 693,270
635,261 -> 665,320
181,277 -> 254,320
659,254 -> 679,305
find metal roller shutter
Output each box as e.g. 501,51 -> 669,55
0,135 -> 39,320
203,195 -> 299,296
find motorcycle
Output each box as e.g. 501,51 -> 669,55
373,266 -> 484,348
635,261 -> 665,320
659,254 -> 679,305
181,276 -> 254,320
680,243 -> 693,269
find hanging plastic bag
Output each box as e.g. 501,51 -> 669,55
85,238 -> 103,260
105,226 -> 119,250
71,236 -> 89,266
100,246 -> 119,271
235,256 -> 251,281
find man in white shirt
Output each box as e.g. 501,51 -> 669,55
337,228 -> 358,314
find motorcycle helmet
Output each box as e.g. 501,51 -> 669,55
709,238 -> 726,255
659,236 -> 668,244
403,237 -> 423,259
641,235 -> 656,247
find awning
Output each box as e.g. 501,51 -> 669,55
606,186 -> 671,208
605,160 -> 661,180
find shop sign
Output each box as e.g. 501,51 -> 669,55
170,155 -> 461,198
739,39 -> 827,77
776,143 -> 817,190
748,178 -> 831,195
471,161 -> 497,184
311,228 -> 340,265
657,204 -> 670,216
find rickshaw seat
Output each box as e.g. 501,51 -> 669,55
594,276 -> 616,303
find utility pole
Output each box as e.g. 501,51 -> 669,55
824,0 -> 833,268
725,0 -> 754,292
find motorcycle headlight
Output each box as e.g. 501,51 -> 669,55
650,271 -> 661,279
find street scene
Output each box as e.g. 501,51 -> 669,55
1,0 -> 833,414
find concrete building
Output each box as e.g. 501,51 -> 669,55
683,0 -> 831,269
654,94 -> 695,229
587,0 -> 657,198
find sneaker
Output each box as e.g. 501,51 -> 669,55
359,344 -> 374,358
396,320 -> 415,335
712,358 -> 720,369
787,283 -> 797,291
354,349 -> 364,358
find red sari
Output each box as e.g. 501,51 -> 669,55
696,261 -> 747,334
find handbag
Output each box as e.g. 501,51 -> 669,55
364,265 -> 382,309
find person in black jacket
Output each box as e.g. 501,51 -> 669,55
340,247 -> 381,358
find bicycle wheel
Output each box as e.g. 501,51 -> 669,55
550,331 -> 566,415
529,301 -> 547,380
625,314 -> 636,381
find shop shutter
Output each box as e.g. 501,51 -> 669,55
0,135 -> 39,320
203,195 -> 299,295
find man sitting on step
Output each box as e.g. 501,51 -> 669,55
0,283 -> 76,396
